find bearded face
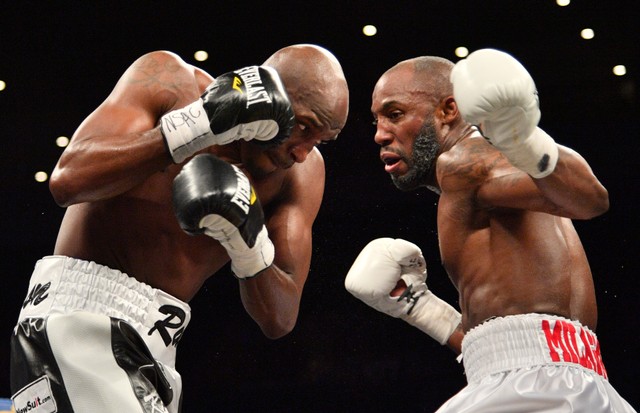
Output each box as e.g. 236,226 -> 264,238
391,118 -> 440,191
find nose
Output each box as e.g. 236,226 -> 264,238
374,121 -> 393,146
289,142 -> 314,163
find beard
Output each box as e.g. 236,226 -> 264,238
391,119 -> 440,191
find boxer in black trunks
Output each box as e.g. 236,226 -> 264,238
11,44 -> 348,412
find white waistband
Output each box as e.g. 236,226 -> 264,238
18,256 -> 192,367
461,314 -> 608,383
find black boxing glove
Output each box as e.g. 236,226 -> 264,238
161,66 -> 295,163
172,153 -> 274,279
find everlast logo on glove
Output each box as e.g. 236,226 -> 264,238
230,165 -> 254,214
234,66 -> 273,107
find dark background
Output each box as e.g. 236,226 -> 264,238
1,1 -> 638,411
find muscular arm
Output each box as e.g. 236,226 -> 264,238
238,149 -> 325,338
477,144 -> 609,219
534,145 -> 609,218
49,51 -> 210,206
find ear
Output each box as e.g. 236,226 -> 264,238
439,96 -> 459,124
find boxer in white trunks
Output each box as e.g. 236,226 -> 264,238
11,44 -> 348,413
345,49 -> 636,411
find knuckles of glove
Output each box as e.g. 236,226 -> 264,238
451,48 -> 540,141
202,66 -> 295,147
345,238 -> 428,308
387,239 -> 427,274
172,154 -> 264,247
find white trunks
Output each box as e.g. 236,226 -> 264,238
11,255 -> 192,413
436,314 -> 637,412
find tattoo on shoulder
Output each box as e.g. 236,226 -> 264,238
127,54 -> 184,90
441,143 -> 496,184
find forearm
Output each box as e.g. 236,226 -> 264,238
445,324 -> 464,355
50,127 -> 171,206
452,50 -> 609,220
535,145 -> 609,219
239,265 -> 302,339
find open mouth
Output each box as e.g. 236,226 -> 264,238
381,152 -> 403,173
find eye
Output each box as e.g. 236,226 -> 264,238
372,118 -> 378,126
296,122 -> 312,138
297,122 -> 310,132
388,110 -> 403,121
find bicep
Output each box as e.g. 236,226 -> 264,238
267,205 -> 314,288
476,167 -> 553,213
72,100 -> 159,141
440,147 -> 549,213
476,146 -> 607,218
266,152 -> 325,288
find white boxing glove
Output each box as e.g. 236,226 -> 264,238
345,238 -> 461,345
451,48 -> 558,178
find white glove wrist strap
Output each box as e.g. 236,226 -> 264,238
498,127 -> 559,178
160,99 -> 215,163
202,219 -> 274,279
398,286 -> 461,345
227,226 -> 275,279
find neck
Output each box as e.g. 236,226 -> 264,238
441,123 -> 475,152
428,124 -> 476,194
452,124 -> 477,145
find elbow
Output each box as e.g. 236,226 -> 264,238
590,188 -> 610,218
575,185 -> 610,220
49,162 -> 89,207
263,328 -> 293,340
49,167 -> 75,207
260,315 -> 297,340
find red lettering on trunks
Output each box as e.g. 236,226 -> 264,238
541,319 -> 607,379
